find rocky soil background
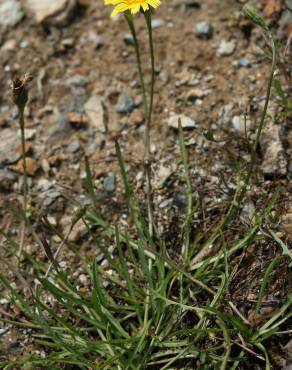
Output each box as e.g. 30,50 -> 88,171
0,0 -> 291,366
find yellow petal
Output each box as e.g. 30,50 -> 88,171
131,3 -> 141,14
111,2 -> 129,16
147,0 -> 160,8
141,2 -> 149,11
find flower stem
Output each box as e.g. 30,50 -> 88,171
125,13 -> 148,118
225,32 -> 277,223
18,107 -> 27,258
19,108 -> 27,215
191,31 -> 277,266
125,11 -> 155,238
144,10 -> 155,238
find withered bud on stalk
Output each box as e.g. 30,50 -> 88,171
243,4 -> 268,31
12,74 -> 33,113
41,234 -> 55,263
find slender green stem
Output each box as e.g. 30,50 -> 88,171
18,107 -> 28,258
125,13 -> 148,119
144,10 -> 155,148
19,108 -> 27,213
190,31 -> 277,266
144,10 -> 155,238
179,121 -> 193,261
125,11 -> 155,238
226,32 -> 277,221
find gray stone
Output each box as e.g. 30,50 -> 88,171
66,75 -> 88,88
20,39 -> 29,48
96,253 -> 104,263
17,128 -> 37,140
151,19 -> 164,29
123,33 -> 134,46
116,95 -> 135,114
238,58 -> 250,68
232,115 -> 252,135
217,103 -> 233,128
22,0 -> 77,26
167,114 -> 196,129
0,0 -> 23,27
218,40 -> 236,56
75,194 -> 91,206
104,173 -> 115,192
260,121 -> 287,177
66,139 -> 80,153
84,95 -> 106,132
0,327 -> 8,335
154,165 -> 172,188
43,190 -> 61,207
0,128 -> 22,167
1,39 -> 17,51
173,193 -> 187,210
49,114 -> 72,140
194,21 -> 213,39
88,31 -> 103,49
240,201 -> 256,224
36,178 -> 52,191
159,198 -> 172,209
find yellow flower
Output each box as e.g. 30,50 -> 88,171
104,0 -> 161,17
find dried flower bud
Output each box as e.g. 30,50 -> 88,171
243,4 -> 268,31
12,74 -> 32,112
41,234 -> 55,263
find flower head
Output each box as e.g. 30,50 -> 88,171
105,0 -> 160,17
12,74 -> 32,112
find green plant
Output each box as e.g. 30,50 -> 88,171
124,9 -> 156,237
12,75 -> 31,257
1,126 -> 291,369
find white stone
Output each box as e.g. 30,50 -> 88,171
1,39 -> 17,51
0,0 -> 23,27
84,95 -> 106,132
0,128 -> 21,166
260,121 -> 287,176
154,165 -> 172,188
167,114 -> 196,129
36,178 -> 51,191
22,0 -> 76,25
232,115 -> 252,135
218,40 -> 236,56
17,128 -> 36,140
217,103 -> 233,128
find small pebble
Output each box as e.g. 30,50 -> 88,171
238,57 -> 250,68
151,19 -> 164,29
104,173 -> 116,192
66,139 -> 80,153
0,0 -> 23,27
88,31 -> 103,49
129,110 -> 144,125
123,33 -> 134,46
167,114 -> 196,129
194,21 -> 213,39
218,40 -> 236,56
116,95 -> 135,114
